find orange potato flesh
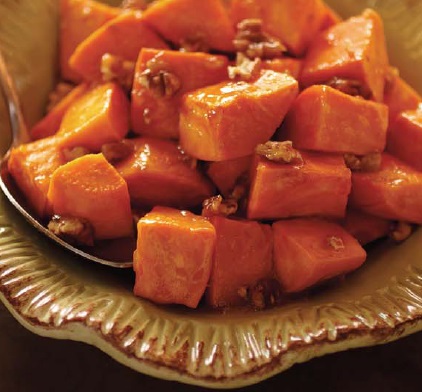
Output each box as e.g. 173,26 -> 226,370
350,153 -> 422,224
280,85 -> 388,154
60,0 -> 119,83
262,58 -> 302,80
301,9 -> 389,103
7,137 -> 66,218
57,82 -> 129,151
247,152 -> 351,221
273,218 -> 366,293
387,106 -> 422,171
133,207 -> 216,308
30,83 -> 90,141
142,0 -> 235,52
180,70 -> 298,161
115,137 -> 215,209
206,216 -> 273,308
69,11 -> 168,82
47,154 -> 133,240
230,0 -> 328,57
131,49 -> 229,139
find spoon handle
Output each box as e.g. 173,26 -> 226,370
0,51 -> 30,148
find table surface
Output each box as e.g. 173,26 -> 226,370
0,302 -> 421,392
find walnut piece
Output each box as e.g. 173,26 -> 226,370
237,279 -> 282,310
228,53 -> 262,81
101,141 -> 134,163
101,53 -> 135,91
48,215 -> 94,246
326,77 -> 372,99
390,221 -> 413,242
46,82 -> 74,112
62,146 -> 90,163
344,152 -> 381,172
120,0 -> 149,10
234,18 -> 287,59
256,141 -> 303,164
179,34 -> 209,53
327,236 -> 345,251
202,195 -> 238,218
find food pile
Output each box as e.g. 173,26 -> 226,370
8,0 -> 422,309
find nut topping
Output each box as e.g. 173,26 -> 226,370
326,77 -> 372,99
62,146 -> 90,163
237,279 -> 282,310
327,236 -> 345,251
228,53 -> 262,81
48,215 -> 95,246
256,141 -> 303,164
101,53 -> 135,91
344,152 -> 382,172
390,221 -> 413,242
101,141 -> 134,163
46,82 -> 74,112
202,195 -> 238,218
120,0 -> 149,10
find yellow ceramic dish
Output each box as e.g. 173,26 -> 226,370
1,0 -> 422,388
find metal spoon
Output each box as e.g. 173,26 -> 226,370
0,52 -> 133,268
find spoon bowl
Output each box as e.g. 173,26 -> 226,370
0,52 -> 133,268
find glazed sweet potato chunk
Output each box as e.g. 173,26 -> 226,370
7,137 -> 66,218
47,154 -> 133,240
247,151 -> 351,220
301,9 -> 389,102
273,219 -> 366,293
57,82 -> 129,151
142,0 -> 235,52
115,137 -> 214,208
280,85 -> 388,154
387,106 -> 422,170
60,0 -> 119,82
261,58 -> 302,80
133,207 -> 216,308
180,70 -> 298,161
131,49 -> 229,139
206,216 -> 273,308
350,153 -> 422,224
230,0 -> 328,56
69,11 -> 168,82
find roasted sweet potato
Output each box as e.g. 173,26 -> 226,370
47,153 -> 133,240
131,49 -> 229,139
350,153 -> 422,224
273,219 -> 366,293
115,137 -> 215,208
206,216 -> 273,308
180,70 -> 298,161
280,85 -> 388,154
57,82 -> 129,151
7,137 -> 66,218
60,0 -> 119,82
262,58 -> 302,80
247,151 -> 351,220
142,0 -> 235,52
69,11 -> 168,82
301,9 -> 389,102
133,207 -> 216,308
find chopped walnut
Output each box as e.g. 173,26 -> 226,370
179,34 -> 209,53
62,146 -> 90,163
46,82 -> 74,112
234,18 -> 287,59
326,77 -> 372,99
228,53 -> 262,81
390,221 -> 413,242
202,195 -> 238,218
48,215 -> 94,246
238,279 -> 282,310
256,141 -> 303,164
101,141 -> 134,163
344,152 -> 381,172
120,0 -> 149,10
327,236 -> 345,251
101,53 -> 135,91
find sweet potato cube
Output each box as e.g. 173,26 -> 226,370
115,137 -> 214,208
131,49 -> 229,139
247,152 -> 351,220
7,137 -> 66,218
230,0 -> 327,56
60,0 -> 119,82
69,11 -> 168,82
350,154 -> 422,224
180,70 -> 298,161
262,58 -> 302,80
387,106 -> 422,171
206,155 -> 252,197
301,9 -> 389,102
342,209 -> 390,246
206,216 -> 273,308
273,219 -> 367,293
47,154 -> 133,240
30,84 -> 90,140
142,0 -> 235,52
57,83 -> 129,151
280,85 -> 388,154
133,207 -> 215,308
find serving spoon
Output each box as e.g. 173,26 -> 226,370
0,52 -> 133,268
